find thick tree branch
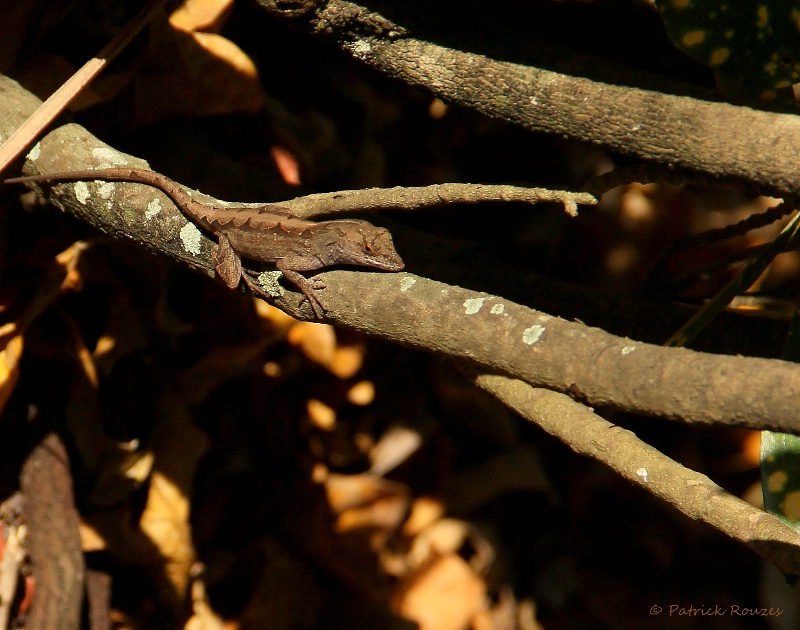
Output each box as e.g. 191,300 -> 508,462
0,77 -> 788,363
4,75 -> 800,432
470,373 -> 800,577
257,0 -> 800,199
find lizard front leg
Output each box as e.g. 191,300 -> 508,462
213,233 -> 243,289
238,263 -> 327,319
275,262 -> 328,320
240,268 -> 327,319
216,234 -> 327,319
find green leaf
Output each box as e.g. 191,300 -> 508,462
761,304 -> 800,538
656,0 -> 800,105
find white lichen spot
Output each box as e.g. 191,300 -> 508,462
635,467 -> 648,483
490,303 -> 505,315
179,222 -> 203,255
522,324 -> 545,345
348,39 -> 372,59
97,182 -> 115,200
399,276 -> 416,292
257,271 -> 284,298
27,142 -> 41,161
145,198 -> 161,220
621,345 -> 636,355
74,182 -> 91,204
91,147 -> 129,166
463,298 -> 485,315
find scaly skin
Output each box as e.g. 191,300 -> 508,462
5,169 -> 404,318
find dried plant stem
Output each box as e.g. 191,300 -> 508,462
666,209 -> 800,347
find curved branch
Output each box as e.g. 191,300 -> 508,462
470,373 -> 800,577
258,0 -> 800,199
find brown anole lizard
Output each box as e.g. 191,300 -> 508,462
4,168 -> 405,318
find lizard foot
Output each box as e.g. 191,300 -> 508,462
243,270 -> 327,320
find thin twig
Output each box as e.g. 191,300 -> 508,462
284,184 -> 595,218
666,209 -> 800,347
644,201 -> 795,291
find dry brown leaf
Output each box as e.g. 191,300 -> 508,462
325,473 -> 409,514
471,610 -> 496,630
170,0 -> 234,33
336,494 -> 409,534
80,442 -> 153,508
254,300 -> 297,328
347,380 -> 375,406
328,344 -> 365,378
190,31 -> 264,116
408,518 -> 494,576
403,497 -> 445,538
0,521 -> 24,630
369,425 -> 422,475
140,471 -> 196,598
311,462 -> 329,483
288,322 -> 337,366
408,519 -> 470,569
270,145 -> 303,185
131,21 -> 263,125
60,309 -> 153,509
185,572 -> 226,630
326,474 -> 411,543
140,390 -> 209,598
79,521 -> 107,553
307,398 -> 337,430
393,555 -> 488,630
0,333 -> 23,414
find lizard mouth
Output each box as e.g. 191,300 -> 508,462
357,252 -> 405,271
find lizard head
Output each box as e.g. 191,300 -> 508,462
334,220 -> 405,271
